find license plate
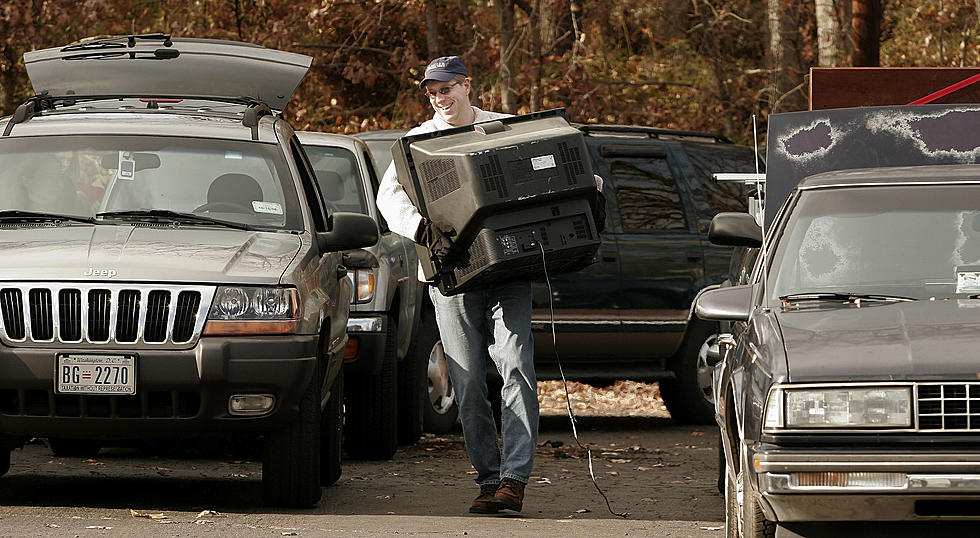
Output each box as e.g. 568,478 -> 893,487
57,354 -> 136,395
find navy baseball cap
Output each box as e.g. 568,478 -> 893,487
421,56 -> 468,86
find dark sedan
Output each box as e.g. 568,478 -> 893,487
698,164 -> 980,536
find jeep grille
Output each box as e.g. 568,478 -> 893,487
0,284 -> 214,348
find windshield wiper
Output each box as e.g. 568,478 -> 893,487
0,210 -> 96,224
96,209 -> 251,231
779,292 -> 916,303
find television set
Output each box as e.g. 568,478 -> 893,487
392,109 -> 602,295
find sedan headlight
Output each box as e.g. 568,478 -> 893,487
204,286 -> 298,335
764,385 -> 911,429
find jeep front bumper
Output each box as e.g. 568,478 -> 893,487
344,315 -> 386,376
0,335 -> 318,440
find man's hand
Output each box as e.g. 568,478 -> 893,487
415,218 -> 457,267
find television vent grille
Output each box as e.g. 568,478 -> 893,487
558,142 -> 585,185
479,155 -> 509,199
419,159 -> 460,201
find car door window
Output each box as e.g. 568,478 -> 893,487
683,143 -> 754,234
611,158 -> 687,232
303,145 -> 368,214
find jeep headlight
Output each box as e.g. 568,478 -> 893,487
204,286 -> 298,335
764,385 -> 911,429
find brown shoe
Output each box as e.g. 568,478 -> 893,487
469,483 -> 500,514
492,478 -> 526,512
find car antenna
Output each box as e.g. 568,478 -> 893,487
753,114 -> 769,303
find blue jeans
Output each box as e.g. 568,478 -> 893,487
428,281 -> 539,486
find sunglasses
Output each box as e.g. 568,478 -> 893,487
423,80 -> 462,99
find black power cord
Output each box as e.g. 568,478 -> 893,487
533,232 -> 629,519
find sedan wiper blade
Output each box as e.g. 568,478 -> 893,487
779,292 -> 916,303
96,209 -> 251,230
0,210 -> 96,224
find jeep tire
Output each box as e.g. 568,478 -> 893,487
262,375 -> 322,508
344,318 -> 398,460
661,320 -> 716,424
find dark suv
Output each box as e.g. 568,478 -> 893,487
358,123 -> 757,424
0,36 -> 378,507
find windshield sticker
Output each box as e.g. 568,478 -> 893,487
252,201 -> 283,215
531,154 -> 557,171
225,151 -> 243,160
956,266 -> 980,294
117,155 -> 135,181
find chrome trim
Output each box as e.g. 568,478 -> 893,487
762,472 -> 980,494
347,316 -> 384,332
0,283 -> 215,348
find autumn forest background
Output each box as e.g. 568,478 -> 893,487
1,1 -> 978,144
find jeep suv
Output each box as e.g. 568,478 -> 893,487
357,125 -> 757,425
0,35 -> 378,507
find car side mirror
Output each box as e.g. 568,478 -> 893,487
708,212 -> 762,248
317,212 -> 379,252
695,285 -> 752,322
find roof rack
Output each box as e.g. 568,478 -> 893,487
576,124 -> 732,143
1,94 -> 278,138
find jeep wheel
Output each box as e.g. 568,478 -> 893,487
344,318 -> 398,460
418,310 -> 459,434
262,376 -> 322,507
661,320 -> 716,424
47,438 -> 102,458
321,367 -> 344,486
398,316 -> 427,445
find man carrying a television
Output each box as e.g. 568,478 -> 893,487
376,55 -> 537,515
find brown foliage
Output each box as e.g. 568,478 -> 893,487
0,1 -> 973,144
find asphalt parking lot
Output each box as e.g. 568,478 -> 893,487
0,404 -> 726,537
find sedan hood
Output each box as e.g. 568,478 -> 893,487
0,225 -> 301,284
777,300 -> 980,381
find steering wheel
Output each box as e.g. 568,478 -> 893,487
193,201 -> 252,214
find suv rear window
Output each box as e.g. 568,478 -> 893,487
0,135 -> 303,230
610,158 -> 688,232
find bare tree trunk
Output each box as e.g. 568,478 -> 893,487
851,0 -> 881,66
496,0 -> 517,114
767,0 -> 783,108
425,0 -> 440,59
1,48 -> 20,115
528,0 -> 542,112
816,0 -> 839,66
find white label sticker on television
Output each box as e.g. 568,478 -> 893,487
531,154 -> 557,171
252,201 -> 283,214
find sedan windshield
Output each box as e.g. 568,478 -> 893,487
768,184 -> 980,302
0,135 -> 303,230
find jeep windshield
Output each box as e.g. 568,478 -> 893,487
768,184 -> 980,303
0,135 -> 303,230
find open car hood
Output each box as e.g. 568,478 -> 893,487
23,36 -> 311,112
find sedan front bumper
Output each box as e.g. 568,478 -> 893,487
751,449 -> 980,521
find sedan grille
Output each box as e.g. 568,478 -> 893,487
917,383 -> 980,432
0,284 -> 215,348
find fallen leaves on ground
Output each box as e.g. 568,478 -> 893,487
537,380 -> 670,417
